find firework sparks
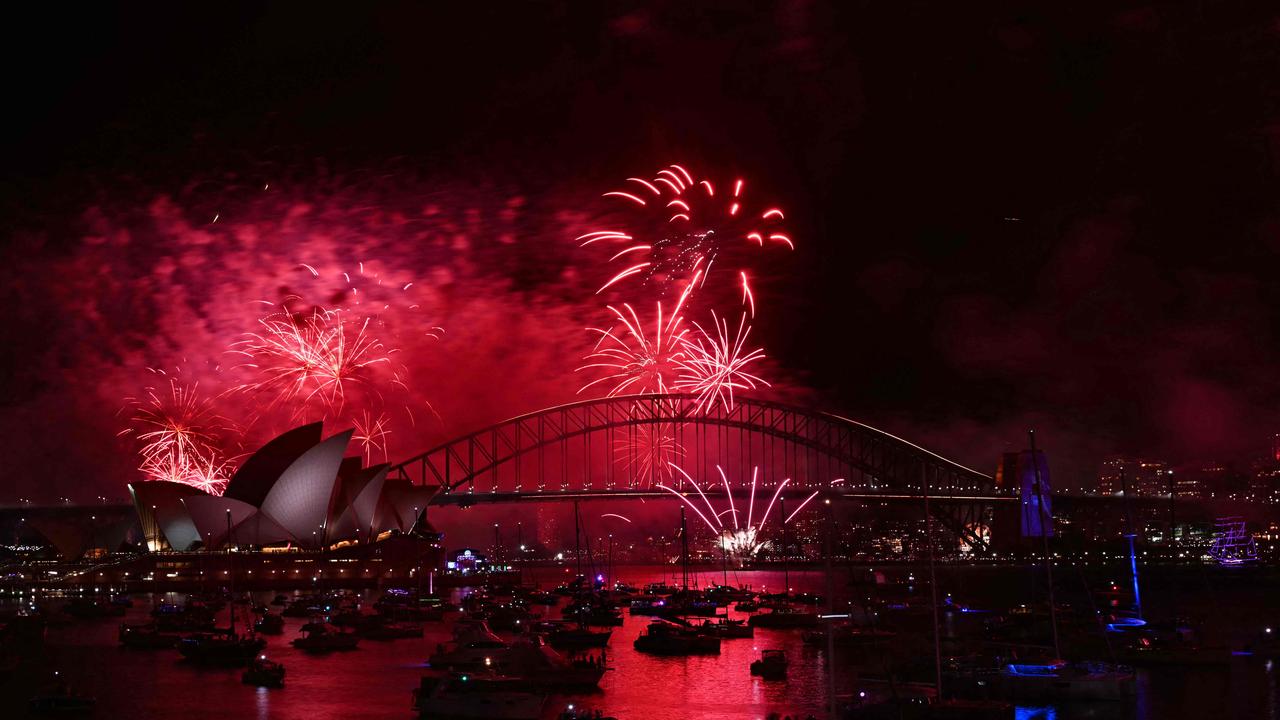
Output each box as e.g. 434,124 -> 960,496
120,379 -> 233,494
580,163 -> 792,307
577,299 -> 691,397
352,410 -> 392,463
614,422 -> 684,487
600,513 -> 633,523
656,464 -> 814,562
676,311 -> 769,412
230,306 -> 391,416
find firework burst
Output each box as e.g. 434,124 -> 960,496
230,306 -> 394,417
676,311 -> 768,412
656,464 -> 820,562
579,163 -> 792,312
614,422 -> 685,487
577,300 -> 691,397
352,410 -> 392,463
120,378 -> 234,494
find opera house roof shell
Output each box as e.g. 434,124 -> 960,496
129,423 -> 436,551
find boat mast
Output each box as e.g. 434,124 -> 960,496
1028,430 -> 1061,660
780,495 -> 790,595
225,508 -> 235,637
824,493 -> 839,719
680,505 -> 689,592
573,500 -> 582,579
923,464 -> 943,699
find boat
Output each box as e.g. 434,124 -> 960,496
413,672 -> 546,720
695,616 -> 753,639
1000,661 -> 1134,701
253,613 -> 285,635
29,680 -> 96,716
178,631 -> 266,666
844,687 -> 1014,720
1209,517 -> 1258,566
749,649 -> 787,679
433,625 -> 606,690
1244,626 -> 1280,658
64,597 -> 126,620
633,620 -> 721,655
118,622 -> 180,649
628,597 -> 669,615
241,656 -> 286,688
547,624 -> 612,649
557,704 -> 619,720
733,600 -> 759,612
359,620 -> 422,641
747,607 -> 819,628
802,624 -> 895,647
429,620 -> 513,670
292,622 -> 360,652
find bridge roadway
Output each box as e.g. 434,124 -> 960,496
427,488 -> 1016,506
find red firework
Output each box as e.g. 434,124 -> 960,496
578,300 -> 691,397
579,163 -> 792,313
230,306 -> 394,417
352,410 -> 392,463
613,422 -> 685,487
120,378 -> 233,494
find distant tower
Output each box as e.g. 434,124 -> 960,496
1273,433 -> 1280,462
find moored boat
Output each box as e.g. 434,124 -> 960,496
292,622 -> 360,652
413,672 -> 546,720
241,656 -> 286,688
634,620 -> 721,655
748,607 -> 819,628
749,649 -> 787,679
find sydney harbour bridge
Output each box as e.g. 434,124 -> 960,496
390,394 -> 1012,553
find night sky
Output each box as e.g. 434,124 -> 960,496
2,2 -> 1279,501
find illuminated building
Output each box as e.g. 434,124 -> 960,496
1097,458 -> 1173,497
129,423 -> 435,551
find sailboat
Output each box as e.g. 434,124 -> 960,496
178,510 -> 265,666
997,433 -> 1134,702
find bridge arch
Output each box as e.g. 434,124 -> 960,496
391,394 -> 1005,550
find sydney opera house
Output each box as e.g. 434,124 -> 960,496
129,423 -> 437,553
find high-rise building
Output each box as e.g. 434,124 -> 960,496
1097,458 -> 1173,497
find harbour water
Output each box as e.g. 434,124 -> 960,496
4,564 -> 1277,719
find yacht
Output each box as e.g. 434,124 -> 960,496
747,607 -> 819,628
177,631 -> 265,666
118,623 -> 180,649
292,622 -> 360,652
694,616 -> 753,639
547,624 -> 612,649
433,626 -> 606,690
413,672 -> 546,720
634,620 -> 721,655
1000,661 -> 1134,701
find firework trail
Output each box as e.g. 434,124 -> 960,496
579,163 -> 792,311
613,422 -> 685,487
655,464 -> 820,561
676,311 -> 769,412
600,513 -> 633,523
120,378 -> 234,494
